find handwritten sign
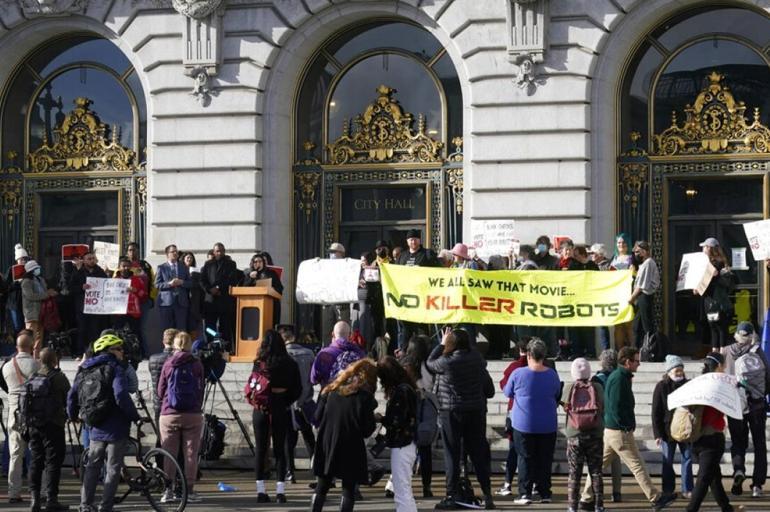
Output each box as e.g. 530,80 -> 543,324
295,258 -> 362,305
83,277 -> 130,315
676,252 -> 715,295
743,219 -> 770,261
93,241 -> 120,271
470,219 -> 516,260
667,372 -> 743,420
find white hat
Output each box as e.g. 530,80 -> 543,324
14,243 -> 28,260
571,358 -> 591,380
328,242 -> 345,254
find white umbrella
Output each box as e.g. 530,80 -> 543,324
667,372 -> 743,420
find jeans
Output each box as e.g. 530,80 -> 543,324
686,433 -> 733,512
159,413 -> 203,490
391,442 -> 418,512
28,423 -> 66,501
81,439 -> 127,512
728,404 -> 767,488
440,409 -> 492,499
513,429 -> 556,499
253,395 -> 289,482
599,326 -> 610,351
660,440 -> 693,494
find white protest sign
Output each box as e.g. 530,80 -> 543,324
295,258 -> 362,305
675,252 -> 715,295
667,372 -> 743,419
93,241 -> 120,271
743,219 -> 770,261
470,219 -> 516,260
83,277 -> 130,315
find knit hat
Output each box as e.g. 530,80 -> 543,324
14,243 -> 28,260
599,349 -> 617,372
571,357 -> 591,380
734,321 -> 755,344
664,354 -> 684,373
24,260 -> 40,273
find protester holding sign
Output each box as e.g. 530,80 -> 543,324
68,252 -> 108,357
694,238 -> 736,351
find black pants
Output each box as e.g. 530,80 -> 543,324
76,311 -> 105,356
314,475 -> 356,511
708,314 -> 732,350
285,408 -> 316,473
513,429 -> 557,499
204,303 -> 235,344
728,404 -> 767,488
687,433 -> 733,512
28,423 -> 66,501
252,396 -> 289,482
567,327 -> 595,358
418,443 -> 433,489
633,293 -> 654,348
440,409 -> 491,499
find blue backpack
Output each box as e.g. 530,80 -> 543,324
167,361 -> 199,411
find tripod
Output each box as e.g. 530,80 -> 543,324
201,367 -> 255,457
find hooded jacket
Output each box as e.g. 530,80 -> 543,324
157,350 -> 205,415
67,353 -> 140,442
310,338 -> 366,388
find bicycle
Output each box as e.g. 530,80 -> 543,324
79,417 -> 188,512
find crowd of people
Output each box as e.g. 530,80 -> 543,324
0,232 -> 767,512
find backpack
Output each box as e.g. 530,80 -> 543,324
14,372 -> 54,439
200,413 -> 226,461
167,360 -> 199,411
415,390 -> 439,447
244,363 -> 271,410
670,405 -> 704,443
77,363 -> 116,426
735,347 -> 767,401
566,380 -> 601,431
641,332 -> 669,362
330,349 -> 361,381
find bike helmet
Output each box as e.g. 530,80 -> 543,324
93,333 -> 124,353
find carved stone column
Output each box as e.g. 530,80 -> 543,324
506,0 -> 549,91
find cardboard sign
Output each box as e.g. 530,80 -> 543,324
11,264 -> 25,281
676,252 -> 715,295
743,219 -> 770,261
295,258 -> 362,305
469,219 -> 516,260
61,244 -> 90,262
667,372 -> 743,420
83,277 -> 130,315
93,241 -> 120,271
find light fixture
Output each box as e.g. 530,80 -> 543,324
427,129 -> 438,135
329,101 -> 336,107
685,185 -> 698,199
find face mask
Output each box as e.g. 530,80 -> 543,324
329,253 -> 339,260
670,375 -> 684,382
536,244 -> 547,255
33,268 -> 41,276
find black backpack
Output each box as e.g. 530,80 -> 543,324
640,331 -> 669,362
200,413 -> 226,461
77,363 -> 116,426
14,372 -> 54,439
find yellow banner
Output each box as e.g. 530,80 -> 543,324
380,265 -> 635,326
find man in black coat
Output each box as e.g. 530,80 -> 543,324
200,243 -> 240,343
68,252 -> 108,357
395,229 -> 438,351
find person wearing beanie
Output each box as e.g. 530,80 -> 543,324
5,243 -> 31,335
20,260 -> 58,358
721,321 -> 770,498
588,348 -> 623,502
651,355 -> 693,499
564,358 -> 604,512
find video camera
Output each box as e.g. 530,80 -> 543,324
194,328 -> 230,383
47,329 -> 77,357
114,326 -> 142,369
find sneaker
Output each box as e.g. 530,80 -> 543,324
752,485 -> 763,498
256,493 -> 270,503
513,495 -> 532,505
496,483 -> 512,496
434,497 -> 462,510
160,490 -> 176,503
186,492 -> 202,503
275,494 -> 286,504
653,493 -> 677,511
539,496 -> 552,503
579,500 -> 595,511
286,471 -> 296,484
385,490 -> 394,498
681,491 -> 691,499
732,471 -> 745,495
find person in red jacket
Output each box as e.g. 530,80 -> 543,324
112,257 -> 147,337
497,339 -> 529,496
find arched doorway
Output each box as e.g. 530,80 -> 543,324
292,20 -> 463,333
617,6 -> 770,354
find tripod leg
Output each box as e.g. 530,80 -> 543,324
216,377 -> 256,455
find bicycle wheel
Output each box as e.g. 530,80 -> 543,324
140,447 -> 188,512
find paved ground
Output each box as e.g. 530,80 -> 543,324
1,469 -> 765,511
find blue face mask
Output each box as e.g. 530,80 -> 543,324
33,267 -> 41,276
536,244 -> 547,255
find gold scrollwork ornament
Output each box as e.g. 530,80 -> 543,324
295,172 -> 321,223
619,163 -> 647,211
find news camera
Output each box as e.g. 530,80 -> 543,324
113,326 -> 142,369
193,328 -> 230,383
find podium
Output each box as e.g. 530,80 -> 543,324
230,285 -> 282,362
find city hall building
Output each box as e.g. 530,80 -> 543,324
2,0 -> 770,352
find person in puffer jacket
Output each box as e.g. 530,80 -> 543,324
149,328 -> 179,425
310,321 -> 365,388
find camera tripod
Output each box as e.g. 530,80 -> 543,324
201,367 -> 255,457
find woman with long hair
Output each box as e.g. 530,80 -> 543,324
180,252 -> 204,337
695,238 -> 736,350
311,358 -> 378,512
611,232 -> 634,348
377,356 -> 419,511
251,329 -> 301,503
242,253 -> 283,328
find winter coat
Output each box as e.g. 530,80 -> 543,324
310,338 -> 366,388
425,344 -> 493,412
21,275 -> 48,322
149,347 -> 174,412
397,246 -> 439,267
383,383 -> 418,448
286,342 -> 316,405
651,375 -> 689,442
701,261 -> 737,319
157,350 -> 205,415
313,389 -> 377,482
67,353 -> 140,442
38,367 -> 71,427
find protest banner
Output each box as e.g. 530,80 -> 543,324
295,258 -> 362,305
61,244 -> 90,262
667,372 -> 743,419
743,219 -> 770,261
469,219 -> 516,260
93,241 -> 120,271
83,277 -> 130,315
380,265 -> 634,326
675,252 -> 716,294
